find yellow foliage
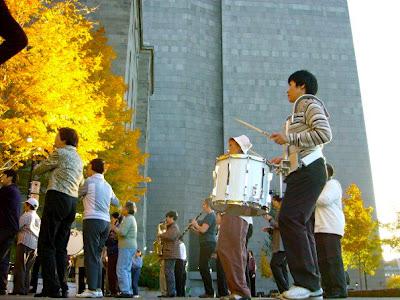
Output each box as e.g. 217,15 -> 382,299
1,0 -> 149,202
387,275 -> 400,288
260,251 -> 273,278
342,184 -> 382,276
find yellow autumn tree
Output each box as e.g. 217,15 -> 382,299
1,0 -> 110,167
342,183 -> 382,289
84,27 -> 150,203
1,0 -> 149,202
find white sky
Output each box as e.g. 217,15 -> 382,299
347,0 -> 400,260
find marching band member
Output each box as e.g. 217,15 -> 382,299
191,198 -> 217,298
158,211 -> 181,298
217,135 -> 253,300
269,70 -> 332,299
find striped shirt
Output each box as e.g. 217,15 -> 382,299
17,210 -> 41,250
285,94 -> 332,159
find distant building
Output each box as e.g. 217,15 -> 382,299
83,0 -> 383,292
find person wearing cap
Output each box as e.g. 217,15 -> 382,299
10,198 -> 41,295
269,70 -> 332,299
158,211 -> 181,298
112,201 -> 137,298
76,158 -> 120,298
217,135 -> 253,300
0,169 -> 21,295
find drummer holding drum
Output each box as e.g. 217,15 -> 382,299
216,135 -> 254,300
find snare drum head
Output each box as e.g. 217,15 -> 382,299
67,229 -> 83,256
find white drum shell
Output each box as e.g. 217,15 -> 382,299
211,154 -> 272,216
67,229 -> 83,256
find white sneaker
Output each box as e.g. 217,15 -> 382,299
309,288 -> 323,298
282,286 -> 311,299
95,289 -> 103,298
133,295 -> 140,298
76,289 -> 98,298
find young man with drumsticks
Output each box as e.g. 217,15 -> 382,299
269,70 -> 332,300
217,135 -> 253,300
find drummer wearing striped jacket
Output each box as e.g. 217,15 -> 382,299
269,70 -> 332,300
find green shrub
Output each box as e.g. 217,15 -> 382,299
139,252 -> 160,290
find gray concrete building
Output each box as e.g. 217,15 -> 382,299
84,0 -> 383,293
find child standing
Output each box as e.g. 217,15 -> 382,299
11,198 -> 41,295
131,250 -> 143,298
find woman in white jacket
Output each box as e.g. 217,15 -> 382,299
315,163 -> 347,298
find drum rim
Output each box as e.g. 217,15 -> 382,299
216,153 -> 266,163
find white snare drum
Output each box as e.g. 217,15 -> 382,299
211,154 -> 272,216
67,229 -> 83,256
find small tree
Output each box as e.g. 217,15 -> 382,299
387,275 -> 400,289
342,184 -> 382,290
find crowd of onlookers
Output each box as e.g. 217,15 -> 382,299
0,128 -> 143,298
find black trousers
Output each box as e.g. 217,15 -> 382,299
83,219 -> 110,290
0,229 -> 16,292
216,256 -> 228,297
199,242 -> 216,295
30,258 -> 41,293
270,251 -> 289,293
37,190 -> 77,295
279,158 -> 327,291
174,259 -> 186,297
315,233 -> 347,296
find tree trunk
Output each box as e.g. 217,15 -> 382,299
364,272 -> 368,290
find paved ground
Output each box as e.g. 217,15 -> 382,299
0,291 -> 398,299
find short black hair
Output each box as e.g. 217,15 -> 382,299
125,201 -> 136,215
326,163 -> 334,179
166,210 -> 178,221
288,70 -> 318,95
90,158 -> 105,174
58,127 -> 79,147
272,195 -> 282,202
3,169 -> 18,184
111,212 -> 120,219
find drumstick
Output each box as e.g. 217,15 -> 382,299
235,118 -> 271,138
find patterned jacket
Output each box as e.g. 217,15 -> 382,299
33,145 -> 83,198
159,222 -> 181,260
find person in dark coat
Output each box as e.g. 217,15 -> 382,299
0,169 -> 22,295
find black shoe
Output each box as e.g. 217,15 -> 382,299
61,290 -> 68,298
157,296 -> 167,298
199,294 -> 215,298
35,292 -> 47,297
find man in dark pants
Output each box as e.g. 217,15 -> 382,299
0,169 -> 21,295
191,198 -> 217,298
33,128 -> 83,298
0,0 -> 28,65
264,196 -> 289,294
269,70 -> 332,299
